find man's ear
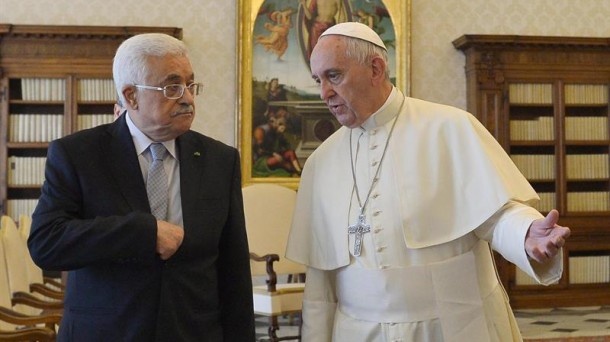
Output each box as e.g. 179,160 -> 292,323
371,55 -> 387,84
122,86 -> 138,109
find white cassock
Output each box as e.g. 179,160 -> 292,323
285,88 -> 563,342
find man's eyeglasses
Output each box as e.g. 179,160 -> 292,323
134,83 -> 203,99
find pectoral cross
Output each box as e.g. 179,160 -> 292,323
348,213 -> 370,257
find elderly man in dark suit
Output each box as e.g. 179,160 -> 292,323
28,33 -> 255,341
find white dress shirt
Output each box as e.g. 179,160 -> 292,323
126,113 -> 183,227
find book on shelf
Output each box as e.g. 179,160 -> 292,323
533,192 -> 556,213
7,156 -> 46,186
508,83 -> 553,104
569,255 -> 610,284
6,199 -> 38,222
564,84 -> 609,105
566,154 -> 610,179
8,114 -> 64,142
20,78 -> 66,101
510,117 -> 554,141
78,78 -> 117,102
77,114 -> 114,131
565,117 -> 608,141
516,254 -> 610,285
510,154 -> 555,180
567,192 -> 610,212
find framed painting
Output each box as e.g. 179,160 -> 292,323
237,0 -> 411,188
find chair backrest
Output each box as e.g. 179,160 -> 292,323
242,184 -> 305,277
18,214 -> 31,243
17,216 -> 45,286
0,215 -> 39,315
0,225 -> 17,330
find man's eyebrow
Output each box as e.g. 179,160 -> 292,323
162,73 -> 194,84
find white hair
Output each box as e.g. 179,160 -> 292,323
343,36 -> 390,80
112,33 -> 188,104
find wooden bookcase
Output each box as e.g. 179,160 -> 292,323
454,35 -> 610,309
0,24 -> 182,220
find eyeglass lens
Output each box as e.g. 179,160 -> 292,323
164,84 -> 201,98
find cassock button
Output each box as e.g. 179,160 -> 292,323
373,210 -> 382,216
370,144 -> 378,150
371,161 -> 379,167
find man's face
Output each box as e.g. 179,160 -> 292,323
270,78 -> 279,91
128,54 -> 196,141
274,117 -> 286,133
310,36 -> 375,128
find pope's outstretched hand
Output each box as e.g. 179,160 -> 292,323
525,209 -> 570,263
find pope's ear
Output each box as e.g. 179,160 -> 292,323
371,55 -> 386,82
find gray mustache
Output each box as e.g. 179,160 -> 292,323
175,105 -> 194,114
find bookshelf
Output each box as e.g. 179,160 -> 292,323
454,35 -> 610,309
0,24 -> 182,221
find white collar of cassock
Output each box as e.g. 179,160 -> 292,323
360,87 -> 400,132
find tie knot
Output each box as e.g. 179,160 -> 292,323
150,143 -> 167,161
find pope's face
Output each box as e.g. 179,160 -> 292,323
129,54 -> 196,141
310,36 -> 376,128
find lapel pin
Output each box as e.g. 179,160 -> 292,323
194,152 -> 201,157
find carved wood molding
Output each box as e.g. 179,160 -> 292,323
453,34 -> 610,50
0,24 -> 182,41
454,34 -> 610,69
0,24 -> 183,74
476,51 -> 504,87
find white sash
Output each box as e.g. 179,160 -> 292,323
336,240 -> 499,342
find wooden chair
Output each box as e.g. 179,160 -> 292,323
0,325 -> 56,341
0,219 -> 61,338
0,216 -> 63,317
17,214 -> 30,244
0,305 -> 58,341
242,184 -> 305,342
17,216 -> 65,294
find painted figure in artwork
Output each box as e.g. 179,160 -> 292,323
265,77 -> 287,118
250,1 -> 395,179
353,6 -> 393,49
253,107 -> 302,177
255,8 -> 295,60
299,0 -> 349,60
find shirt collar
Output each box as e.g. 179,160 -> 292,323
125,112 -> 177,159
360,87 -> 402,131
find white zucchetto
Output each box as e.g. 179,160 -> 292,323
320,22 -> 387,50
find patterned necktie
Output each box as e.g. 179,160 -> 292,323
147,143 -> 168,220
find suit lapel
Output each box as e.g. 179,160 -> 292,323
101,115 -> 150,213
176,132 -> 205,230
100,122 -> 207,222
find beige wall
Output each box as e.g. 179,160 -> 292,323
411,0 -> 610,109
2,0 -> 610,147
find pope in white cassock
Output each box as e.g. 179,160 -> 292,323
285,22 -> 571,342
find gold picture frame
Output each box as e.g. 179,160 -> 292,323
237,0 -> 411,188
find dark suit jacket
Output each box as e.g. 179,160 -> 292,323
28,114 -> 255,341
